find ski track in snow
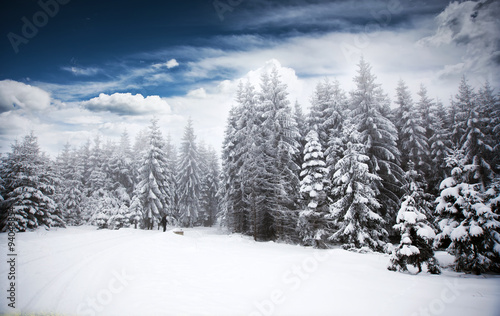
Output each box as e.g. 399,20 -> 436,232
1,226 -> 500,316
23,230 -> 151,311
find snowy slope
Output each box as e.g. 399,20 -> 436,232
1,227 -> 499,316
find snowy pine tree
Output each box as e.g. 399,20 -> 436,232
329,126 -> 386,251
451,76 -> 476,148
55,143 -> 84,225
436,150 -> 500,274
164,133 -> 179,223
177,118 -> 202,227
388,162 -> 440,274
136,119 -> 171,228
460,88 -> 494,191
308,79 -> 347,151
350,57 -> 403,225
0,132 -> 62,231
395,79 -> 429,174
298,129 -> 330,248
259,68 -> 301,241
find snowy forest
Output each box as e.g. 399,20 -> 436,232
1,58 -> 499,274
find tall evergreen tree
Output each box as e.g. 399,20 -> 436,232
394,79 -> 429,174
202,147 -> 220,227
418,86 -> 451,193
293,100 -> 308,173
350,57 -> 403,225
177,118 -> 202,227
55,143 -> 84,225
329,126 -> 386,251
220,105 -> 244,231
451,76 -> 476,148
136,119 -> 171,227
478,81 -> 499,173
164,133 -> 179,223
308,79 -> 347,151
259,68 -> 301,240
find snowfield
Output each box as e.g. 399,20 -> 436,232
1,226 -> 499,316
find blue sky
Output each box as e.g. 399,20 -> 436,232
0,0 -> 499,156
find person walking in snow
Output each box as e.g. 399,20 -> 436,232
161,215 -> 167,232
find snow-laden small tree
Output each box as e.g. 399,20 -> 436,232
329,126 -> 387,251
298,129 -> 330,248
435,150 -> 500,274
107,203 -> 132,230
87,188 -> 120,229
128,187 -> 143,228
388,162 -> 440,274
177,118 -> 202,227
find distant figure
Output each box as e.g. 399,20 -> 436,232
161,215 -> 167,232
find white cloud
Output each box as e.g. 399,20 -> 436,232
153,58 -> 179,69
166,59 -> 179,68
418,0 -> 500,85
81,92 -> 171,116
0,80 -> 52,113
187,88 -> 207,99
62,66 -> 101,76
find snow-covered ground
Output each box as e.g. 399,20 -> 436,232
1,226 -> 499,316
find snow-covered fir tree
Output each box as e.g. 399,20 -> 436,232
200,146 -> 220,227
308,78 -> 347,151
293,100 -> 308,171
418,87 -> 452,193
136,119 -> 172,228
177,118 -> 202,227
388,162 -> 440,274
259,68 -> 301,241
0,132 -> 63,231
435,150 -> 500,274
329,126 -> 386,251
298,129 -> 330,248
55,143 -> 84,225
394,79 -> 429,174
350,57 -> 403,225
460,88 -> 494,191
220,105 -> 243,230
107,203 -> 132,230
107,130 -> 135,197
450,76 -> 476,148
164,133 -> 179,223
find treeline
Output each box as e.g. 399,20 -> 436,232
0,118 -> 220,231
219,58 -> 500,273
1,57 -> 499,274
